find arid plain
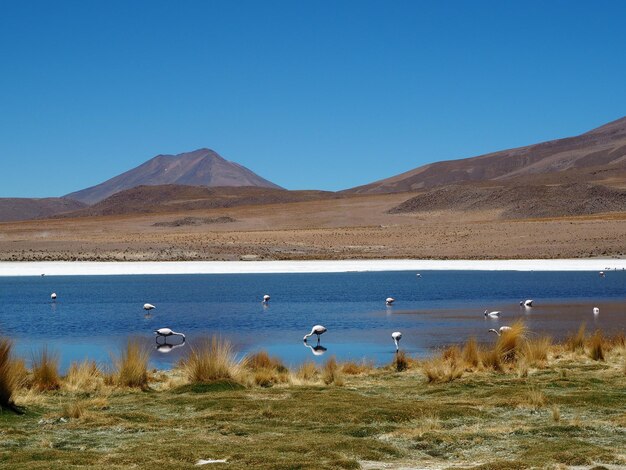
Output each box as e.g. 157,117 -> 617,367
1,191 -> 625,262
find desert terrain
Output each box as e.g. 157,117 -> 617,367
1,191 -> 625,261
2,117 -> 626,262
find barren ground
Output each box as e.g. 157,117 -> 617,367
1,193 -> 625,261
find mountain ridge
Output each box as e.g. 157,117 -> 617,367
65,148 -> 282,204
345,116 -> 626,194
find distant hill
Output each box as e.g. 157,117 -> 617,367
61,184 -> 338,217
388,182 -> 626,219
65,148 -> 282,204
346,116 -> 626,194
0,198 -> 86,222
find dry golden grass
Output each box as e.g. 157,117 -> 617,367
391,351 -> 410,372
495,320 -> 527,363
589,330 -> 605,361
114,339 -> 149,388
64,360 -> 102,392
525,387 -> 547,410
391,412 -> 442,439
180,336 -> 241,384
61,401 -> 85,419
31,347 -> 60,391
479,346 -> 503,371
516,358 -> 529,378
422,356 -> 464,383
246,351 -> 287,372
294,361 -> 318,383
244,352 -> 289,387
522,336 -> 552,366
566,323 -> 586,352
462,337 -> 480,369
551,404 -> 561,423
0,338 -> 22,412
340,360 -> 374,375
321,357 -> 344,386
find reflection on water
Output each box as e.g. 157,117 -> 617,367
155,342 -> 186,354
303,342 -> 327,356
0,270 -> 625,371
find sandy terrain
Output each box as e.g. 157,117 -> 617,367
1,192 -> 625,262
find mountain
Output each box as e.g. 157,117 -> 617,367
346,116 -> 626,194
0,197 -> 86,222
65,148 -> 282,204
61,185 -> 338,217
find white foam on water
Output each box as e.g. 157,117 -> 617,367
0,259 -> 624,276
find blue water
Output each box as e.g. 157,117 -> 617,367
0,270 -> 625,371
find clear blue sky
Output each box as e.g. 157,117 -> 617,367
1,1 -> 626,197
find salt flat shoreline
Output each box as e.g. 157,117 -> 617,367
0,259 -> 624,276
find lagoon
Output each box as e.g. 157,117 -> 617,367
0,270 -> 625,371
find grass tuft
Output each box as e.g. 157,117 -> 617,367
31,346 -> 60,391
180,336 -> 241,384
588,330 -> 605,361
480,346 -> 503,371
526,387 -> 546,410
114,339 -> 150,388
321,356 -> 344,386
294,361 -> 318,383
392,351 -> 410,372
64,360 -> 102,392
522,336 -> 551,366
566,323 -> 586,352
341,360 -> 374,375
551,404 -> 561,423
0,338 -> 23,413
62,401 -> 84,419
422,356 -> 464,383
495,320 -> 526,363
462,337 -> 480,369
245,351 -> 289,387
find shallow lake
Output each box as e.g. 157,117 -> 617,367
0,270 -> 625,371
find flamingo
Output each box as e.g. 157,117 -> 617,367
303,325 -> 327,343
262,294 -> 270,304
143,303 -> 156,310
303,342 -> 327,356
50,292 -> 57,300
593,307 -> 600,315
392,331 -> 402,352
154,327 -> 186,344
484,310 -> 501,318
386,297 -> 395,306
488,326 -> 512,336
520,299 -> 533,307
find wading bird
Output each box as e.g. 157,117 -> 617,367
50,292 -> 57,300
303,325 -> 327,343
143,303 -> 156,310
484,310 -> 501,318
154,327 -> 186,344
488,326 -> 512,336
392,331 -> 402,352
262,294 -> 270,304
520,299 -> 533,307
386,297 -> 395,306
599,271 -> 605,278
593,307 -> 600,315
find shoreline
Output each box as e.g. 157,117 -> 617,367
0,258 -> 624,276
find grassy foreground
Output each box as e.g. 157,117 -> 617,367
1,329 -> 626,469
